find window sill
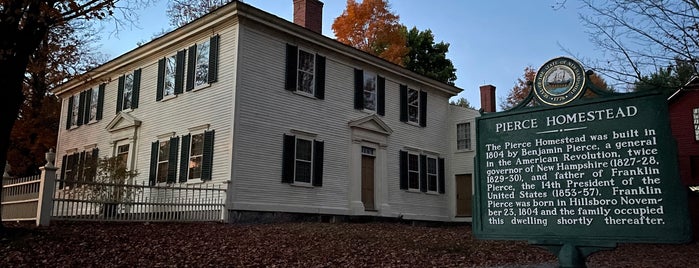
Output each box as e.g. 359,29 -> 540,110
293,90 -> 317,100
405,121 -> 421,127
192,83 -> 211,92
160,94 -> 177,102
455,149 -> 474,154
69,125 -> 79,130
290,182 -> 315,188
87,120 -> 99,125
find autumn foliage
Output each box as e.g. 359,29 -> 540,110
332,0 -> 408,66
500,66 -> 537,111
500,66 -> 615,111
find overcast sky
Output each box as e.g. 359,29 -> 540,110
99,0 -> 600,111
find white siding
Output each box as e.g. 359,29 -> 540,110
230,21 -> 459,221
55,19 -> 240,188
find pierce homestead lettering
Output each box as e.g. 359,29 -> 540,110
475,93 -> 690,242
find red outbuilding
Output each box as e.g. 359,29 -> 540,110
667,76 -> 699,240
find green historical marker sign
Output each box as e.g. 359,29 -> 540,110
473,57 -> 691,267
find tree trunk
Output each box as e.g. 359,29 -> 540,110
0,64 -> 26,231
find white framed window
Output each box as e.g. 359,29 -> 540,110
157,140 -> 170,184
188,133 -> 204,180
194,40 -> 210,88
407,88 -> 419,123
408,152 -> 419,190
457,123 -> 471,150
117,144 -> 130,170
427,156 -> 438,192
163,55 -> 176,97
363,71 -> 377,111
282,133 -> 324,186
122,73 -> 134,110
297,49 -> 316,95
71,93 -> 80,127
694,107 -> 699,141
294,138 -> 313,184
89,88 -> 99,121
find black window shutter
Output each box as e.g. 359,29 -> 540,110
77,91 -> 86,126
91,148 -> 99,182
167,136 -> 179,183
157,58 -> 165,101
208,35 -> 220,83
420,91 -> 427,127
132,69 -> 141,109
281,134 -> 296,183
438,158 -> 445,194
175,50 -> 186,94
314,55 -> 325,99
285,44 -> 298,91
202,130 -> 215,181
377,76 -> 385,116
399,85 -> 408,122
116,75 -> 125,113
60,154 -> 67,188
66,96 -> 73,129
149,141 -> 159,186
179,134 -> 191,182
186,44 -> 197,91
312,140 -> 324,187
82,89 -> 92,125
419,155 -> 427,192
354,69 -> 364,110
399,150 -> 408,190
96,84 -> 105,120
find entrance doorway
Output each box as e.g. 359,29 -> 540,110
455,174 -> 473,216
361,147 -> 376,211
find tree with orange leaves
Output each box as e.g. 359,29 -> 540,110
500,66 -> 537,111
500,66 -> 614,111
332,0 -> 408,66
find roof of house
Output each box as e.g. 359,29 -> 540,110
668,75 -> 699,101
52,1 -> 463,96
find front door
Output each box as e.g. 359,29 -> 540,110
361,154 -> 375,211
456,174 -> 473,216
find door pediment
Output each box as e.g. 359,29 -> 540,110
106,112 -> 142,133
348,114 -> 393,135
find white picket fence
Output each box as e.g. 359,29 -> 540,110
2,158 -> 228,226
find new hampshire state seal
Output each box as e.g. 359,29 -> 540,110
533,57 -> 586,106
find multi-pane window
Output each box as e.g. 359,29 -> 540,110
294,138 -> 313,183
117,144 -> 130,170
407,88 -> 419,123
282,134 -> 324,186
400,151 -> 444,194
89,89 -> 99,121
363,71 -> 377,111
297,49 -> 315,94
157,140 -> 170,183
194,40 -> 210,87
163,55 -> 177,97
408,153 -> 419,189
71,93 -> 80,127
694,108 -> 699,141
457,123 -> 471,150
285,44 -> 325,99
427,157 -> 438,192
188,133 -> 204,180
122,73 -> 134,110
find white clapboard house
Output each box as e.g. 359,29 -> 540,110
51,0 -> 480,222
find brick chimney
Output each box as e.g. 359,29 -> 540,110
293,0 -> 324,34
480,85 -> 496,113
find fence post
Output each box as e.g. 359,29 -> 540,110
221,180 -> 231,223
3,161 -> 10,180
36,149 -> 57,226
